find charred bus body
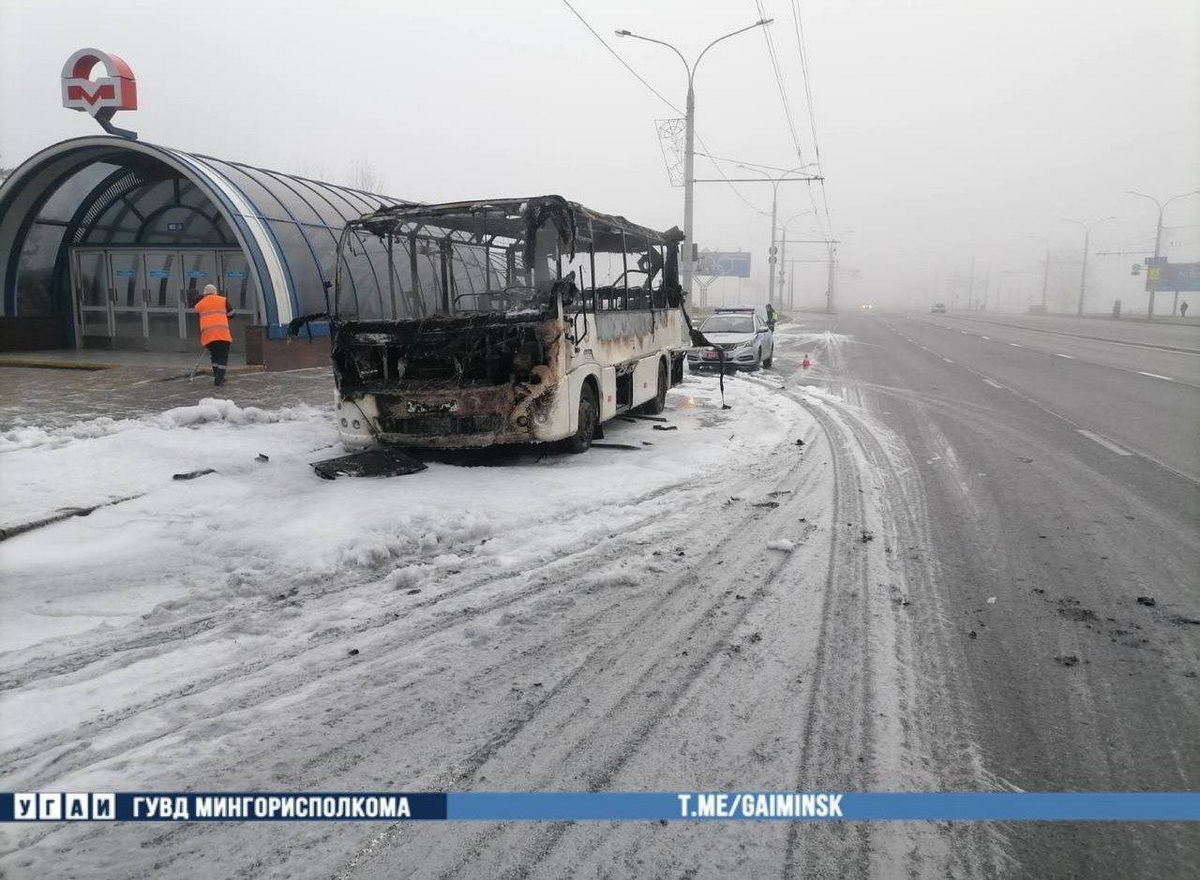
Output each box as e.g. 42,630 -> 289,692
313,196 -> 689,452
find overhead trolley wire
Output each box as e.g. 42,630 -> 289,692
561,0 -> 681,114
790,0 -> 821,164
755,0 -> 806,167
561,0 -> 768,216
788,0 -> 834,238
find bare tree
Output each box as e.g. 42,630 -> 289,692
347,159 -> 386,194
294,159 -> 328,182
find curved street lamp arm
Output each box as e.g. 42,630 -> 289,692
694,19 -> 773,80
614,31 -> 689,80
1164,190 -> 1200,209
1125,190 -> 1162,210
783,210 -> 815,229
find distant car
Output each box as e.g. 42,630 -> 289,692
861,303 -> 874,311
688,311 -> 774,371
931,302 -> 947,314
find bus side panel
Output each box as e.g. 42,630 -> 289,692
631,353 -> 665,409
597,365 -> 617,422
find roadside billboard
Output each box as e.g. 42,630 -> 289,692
696,251 -> 752,278
1146,260 -> 1200,292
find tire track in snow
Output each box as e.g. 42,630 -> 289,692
2,415 -> 821,871
0,466 -> 787,784
337,430 -> 826,878
782,380 -> 1003,877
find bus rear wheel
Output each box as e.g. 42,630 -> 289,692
563,383 -> 599,454
641,360 -> 668,415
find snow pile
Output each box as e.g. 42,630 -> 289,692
0,397 -> 321,453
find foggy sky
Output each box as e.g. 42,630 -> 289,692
2,0 -> 1197,310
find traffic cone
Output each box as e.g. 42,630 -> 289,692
802,354 -> 811,369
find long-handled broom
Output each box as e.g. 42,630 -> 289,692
186,349 -> 207,383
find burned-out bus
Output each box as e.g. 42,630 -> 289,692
306,196 -> 691,453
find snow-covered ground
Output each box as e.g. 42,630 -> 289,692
0,378 -> 796,659
0,340 -> 999,877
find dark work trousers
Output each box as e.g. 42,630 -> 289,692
206,340 -> 231,386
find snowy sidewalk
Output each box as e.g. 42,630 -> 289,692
0,363 -> 333,432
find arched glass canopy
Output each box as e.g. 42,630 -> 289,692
0,135 -> 409,344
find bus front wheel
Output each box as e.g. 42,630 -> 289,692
563,383 -> 599,454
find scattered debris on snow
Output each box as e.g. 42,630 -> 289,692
172,468 -> 216,481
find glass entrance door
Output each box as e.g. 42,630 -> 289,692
219,250 -> 259,352
73,248 -> 257,350
179,251 -> 219,345
110,250 -> 146,340
75,249 -> 111,341
143,250 -> 183,342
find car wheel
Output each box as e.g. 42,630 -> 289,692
641,360 -> 668,414
763,346 -> 773,368
562,383 -> 599,454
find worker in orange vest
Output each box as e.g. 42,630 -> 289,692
194,284 -> 234,386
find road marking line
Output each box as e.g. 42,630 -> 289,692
1137,371 -> 1174,382
942,357 -> 954,363
1055,353 -> 1073,359
982,378 -> 1005,389
1009,343 -> 1023,347
1077,430 -> 1133,456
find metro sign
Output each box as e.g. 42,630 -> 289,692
61,48 -> 138,138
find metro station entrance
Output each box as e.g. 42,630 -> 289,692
72,247 -> 260,351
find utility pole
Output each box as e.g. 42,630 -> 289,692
1126,189 -> 1200,317
826,243 -> 836,312
1040,246 -> 1051,312
769,187 -> 778,304
616,19 -> 773,305
775,210 -> 814,308
732,168 -> 814,305
1063,216 -> 1115,317
783,238 -> 841,311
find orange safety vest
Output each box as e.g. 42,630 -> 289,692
195,293 -> 233,345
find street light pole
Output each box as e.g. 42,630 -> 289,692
1041,246 -> 1051,312
1126,190 -> 1200,317
616,19 -> 772,306
735,167 -> 811,306
778,210 -> 814,308
1063,216 -> 1116,317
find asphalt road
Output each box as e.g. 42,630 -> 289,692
774,311 -> 1200,878
3,315 -> 1197,878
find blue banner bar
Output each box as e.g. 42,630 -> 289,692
2,792 -> 1198,822
448,792 -> 1200,821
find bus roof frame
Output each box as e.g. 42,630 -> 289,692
348,195 -> 681,258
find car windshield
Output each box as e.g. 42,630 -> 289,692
702,315 -> 754,334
